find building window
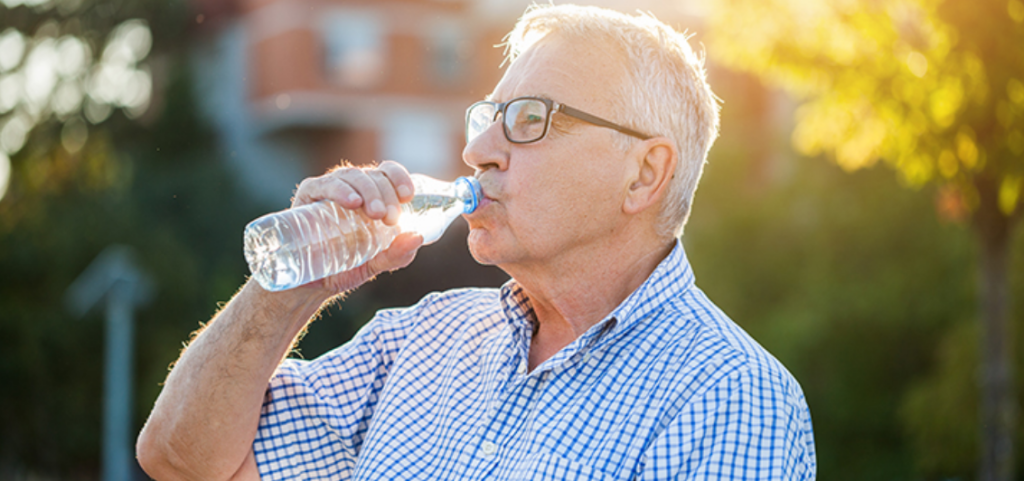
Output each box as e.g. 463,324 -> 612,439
425,20 -> 467,87
321,11 -> 384,88
381,110 -> 453,177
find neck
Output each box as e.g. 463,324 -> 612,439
504,228 -> 675,369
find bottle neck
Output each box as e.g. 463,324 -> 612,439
456,176 -> 482,214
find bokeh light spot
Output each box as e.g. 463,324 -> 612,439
276,93 -> 291,110
84,95 -> 111,124
0,151 -> 8,202
0,28 -> 26,72
1010,0 -> 1024,23
0,112 -> 31,154
61,115 -> 88,153
0,72 -> 22,113
906,51 -> 928,78
51,78 -> 84,116
24,38 -> 59,112
55,36 -> 90,77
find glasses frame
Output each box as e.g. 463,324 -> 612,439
465,96 -> 652,145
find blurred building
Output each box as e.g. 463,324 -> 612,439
176,0 -> 790,344
187,0 -> 697,207
188,0 -> 498,206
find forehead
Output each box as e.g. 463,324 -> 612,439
490,33 -> 627,112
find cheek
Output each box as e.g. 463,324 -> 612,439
503,140 -> 626,227
541,164 -> 624,216
503,183 -> 592,242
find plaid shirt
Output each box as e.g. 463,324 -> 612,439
253,241 -> 816,480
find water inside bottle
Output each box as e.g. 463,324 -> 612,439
399,193 -> 466,244
245,203 -> 396,291
244,175 -> 479,291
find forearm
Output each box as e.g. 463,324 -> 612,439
137,163 -> 421,480
137,280 -> 331,481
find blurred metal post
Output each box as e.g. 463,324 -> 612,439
65,245 -> 153,481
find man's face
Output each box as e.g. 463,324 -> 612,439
462,34 -> 635,271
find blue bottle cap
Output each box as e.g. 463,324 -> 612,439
456,176 -> 481,214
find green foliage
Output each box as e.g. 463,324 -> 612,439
705,0 -> 1024,476
685,70 -> 1024,478
707,0 -> 1024,215
0,46 -> 260,477
900,320 -> 980,477
898,226 -> 1024,479
0,3 -> 507,476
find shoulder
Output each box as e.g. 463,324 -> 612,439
360,286 -> 505,348
373,287 -> 502,327
651,286 -> 807,408
635,289 -> 816,477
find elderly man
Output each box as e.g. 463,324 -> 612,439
138,4 -> 816,480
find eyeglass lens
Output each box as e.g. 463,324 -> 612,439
467,98 -> 549,144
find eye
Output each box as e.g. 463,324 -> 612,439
525,113 -> 543,123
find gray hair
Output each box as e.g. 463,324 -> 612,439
505,4 -> 721,237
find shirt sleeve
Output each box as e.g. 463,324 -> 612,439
639,364 -> 817,481
252,294 -> 439,481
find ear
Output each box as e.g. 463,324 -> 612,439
623,137 -> 677,215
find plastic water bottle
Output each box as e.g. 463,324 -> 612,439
244,175 -> 481,292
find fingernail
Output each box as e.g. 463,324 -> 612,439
348,193 -> 362,204
370,199 -> 385,215
386,205 -> 400,223
397,185 -> 412,198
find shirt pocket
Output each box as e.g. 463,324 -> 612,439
507,452 -> 614,481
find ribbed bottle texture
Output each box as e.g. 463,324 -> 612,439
244,175 -> 481,292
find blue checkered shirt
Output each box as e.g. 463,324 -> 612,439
253,241 -> 816,479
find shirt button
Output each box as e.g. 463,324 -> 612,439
582,352 -> 593,364
517,362 -> 527,374
481,441 -> 498,456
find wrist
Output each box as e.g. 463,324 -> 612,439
239,279 -> 333,336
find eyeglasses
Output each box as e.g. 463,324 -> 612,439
465,96 -> 652,145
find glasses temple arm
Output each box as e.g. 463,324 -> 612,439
556,104 -> 652,140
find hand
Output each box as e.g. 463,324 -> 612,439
289,161 -> 424,295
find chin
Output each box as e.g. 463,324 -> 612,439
466,229 -> 502,266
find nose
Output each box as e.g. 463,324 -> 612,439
463,120 -> 509,173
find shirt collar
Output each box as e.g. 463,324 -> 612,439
499,280 -> 534,333
497,240 -> 696,366
603,239 -> 695,340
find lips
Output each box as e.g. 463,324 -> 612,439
466,177 -> 497,217
475,176 -> 499,204
476,195 -> 494,210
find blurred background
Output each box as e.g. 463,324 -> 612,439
0,0 -> 1022,479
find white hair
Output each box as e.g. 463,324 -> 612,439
505,4 -> 721,238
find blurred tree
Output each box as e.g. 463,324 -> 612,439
707,0 -> 1023,478
687,71 -> 975,478
0,1 -> 508,477
0,0 -> 266,477
0,0 -> 182,201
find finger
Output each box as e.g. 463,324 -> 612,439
378,161 -> 414,202
337,169 -> 387,219
327,173 -> 368,210
292,168 -> 363,209
368,170 -> 402,225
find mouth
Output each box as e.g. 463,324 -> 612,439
475,176 -> 498,203
466,177 -> 496,216
477,196 -> 494,209
470,194 -> 494,214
